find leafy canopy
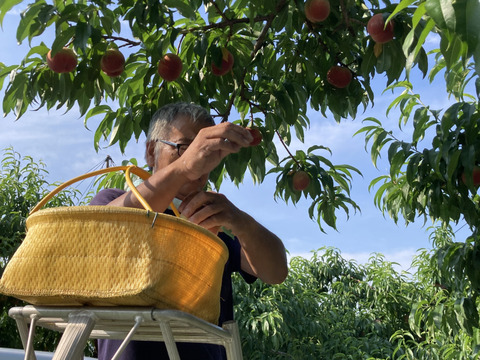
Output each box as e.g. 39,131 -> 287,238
0,0 -> 479,234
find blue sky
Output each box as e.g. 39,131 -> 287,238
1,7 -> 468,271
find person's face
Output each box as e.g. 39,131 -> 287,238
146,115 -> 212,199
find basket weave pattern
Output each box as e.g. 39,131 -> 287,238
0,205 -> 228,324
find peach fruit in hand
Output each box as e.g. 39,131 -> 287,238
46,47 -> 77,73
211,48 -> 234,76
158,53 -> 183,81
305,0 -> 330,23
327,66 -> 352,88
101,49 -> 125,77
367,13 -> 394,44
292,170 -> 311,191
247,128 -> 262,146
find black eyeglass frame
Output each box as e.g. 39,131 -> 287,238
155,139 -> 190,156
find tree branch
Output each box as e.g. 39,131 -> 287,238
221,0 -> 289,122
103,35 -> 141,48
180,14 -> 271,34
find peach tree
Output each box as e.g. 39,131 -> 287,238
1,0 -> 480,286
0,0 -> 419,230
1,0 -> 480,352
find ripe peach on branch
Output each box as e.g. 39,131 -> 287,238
367,13 -> 394,44
292,170 -> 311,191
461,166 -> 480,187
247,127 -> 263,146
46,47 -> 77,73
101,49 -> 125,77
158,53 -> 183,81
327,66 -> 352,88
304,0 -> 330,23
211,48 -> 234,76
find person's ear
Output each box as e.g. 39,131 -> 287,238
145,140 -> 156,169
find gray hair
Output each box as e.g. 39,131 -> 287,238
146,102 -> 215,142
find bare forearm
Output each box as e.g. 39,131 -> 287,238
108,163 -> 189,212
233,212 -> 288,284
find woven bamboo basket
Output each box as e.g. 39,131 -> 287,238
0,166 -> 228,324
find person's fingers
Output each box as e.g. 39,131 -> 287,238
201,122 -> 253,146
178,191 -> 204,216
179,192 -> 229,227
177,124 -> 254,181
187,204 -> 219,225
207,226 -> 221,235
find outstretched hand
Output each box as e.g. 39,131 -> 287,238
178,191 -> 241,234
179,122 -> 253,182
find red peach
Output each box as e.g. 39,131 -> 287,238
211,48 -> 234,76
101,49 -> 125,77
327,66 -> 352,88
247,128 -> 263,146
158,53 -> 183,81
367,13 -> 394,44
293,170 -> 311,191
46,48 -> 77,73
305,0 -> 331,23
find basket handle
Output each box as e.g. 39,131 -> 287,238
29,165 -> 181,217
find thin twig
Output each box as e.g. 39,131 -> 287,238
276,130 -> 302,168
221,0 -> 289,122
102,35 -> 141,48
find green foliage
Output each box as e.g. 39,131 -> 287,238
355,43 -> 480,307
92,157 -> 144,191
0,147 -> 92,353
269,145 -> 361,231
1,0 -> 480,355
389,226 -> 480,360
234,247 -> 413,359
0,0 -> 454,231
235,233 -> 480,359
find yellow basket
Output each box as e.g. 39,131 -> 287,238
0,166 -> 228,324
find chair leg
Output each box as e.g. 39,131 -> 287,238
222,321 -> 243,360
52,311 -> 97,360
24,315 -> 39,360
159,321 -> 181,360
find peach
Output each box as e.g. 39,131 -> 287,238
46,47 -> 77,73
211,48 -> 234,76
367,14 -> 394,44
305,0 -> 331,23
293,170 -> 310,191
327,66 -> 352,88
101,49 -> 125,77
158,53 -> 183,81
247,128 -> 262,146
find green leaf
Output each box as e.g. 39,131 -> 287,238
162,0 -> 196,20
406,18 -> 435,78
73,22 -> 92,52
390,0 -> 417,20
441,32 -> 467,71
425,0 -> 456,32
51,26 -> 76,53
454,297 -> 478,336
0,0 -> 23,27
16,1 -> 46,45
465,0 -> 480,53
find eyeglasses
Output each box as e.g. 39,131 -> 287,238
155,139 -> 190,156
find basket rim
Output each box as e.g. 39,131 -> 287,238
26,205 -> 228,255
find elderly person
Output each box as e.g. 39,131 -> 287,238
91,102 -> 288,359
